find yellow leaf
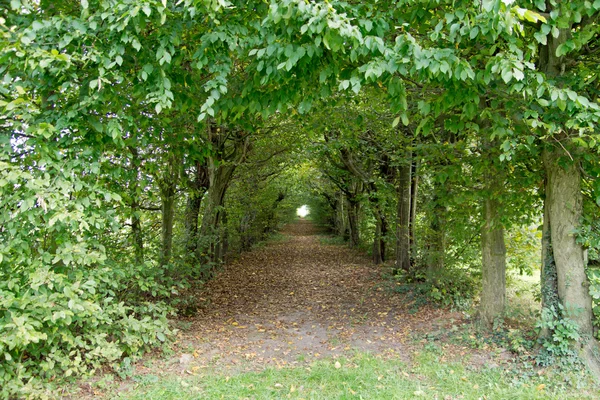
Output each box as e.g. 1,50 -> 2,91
290,385 -> 296,393
537,384 -> 546,391
335,361 -> 341,369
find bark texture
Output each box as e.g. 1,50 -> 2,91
543,149 -> 594,336
480,197 -> 506,327
159,154 -> 179,266
395,161 -> 411,271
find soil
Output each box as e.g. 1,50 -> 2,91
168,220 -> 463,372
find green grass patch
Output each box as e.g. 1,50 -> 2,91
104,351 -> 597,399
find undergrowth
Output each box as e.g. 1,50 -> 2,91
88,351 -> 598,399
0,260 -> 188,399
392,267 -> 476,312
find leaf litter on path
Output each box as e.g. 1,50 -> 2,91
173,220 -> 458,371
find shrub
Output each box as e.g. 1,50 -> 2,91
0,264 -> 175,398
394,267 -> 476,310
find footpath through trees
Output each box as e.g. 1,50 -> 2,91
169,220 -> 456,370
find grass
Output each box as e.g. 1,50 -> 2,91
100,350 -> 597,400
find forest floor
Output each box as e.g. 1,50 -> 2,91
72,220 -> 598,399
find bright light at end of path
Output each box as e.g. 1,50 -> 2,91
296,205 -> 310,218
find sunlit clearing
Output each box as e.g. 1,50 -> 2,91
296,205 -> 310,218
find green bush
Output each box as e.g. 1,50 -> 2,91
394,267 -> 476,310
0,264 -> 174,398
535,304 -> 581,367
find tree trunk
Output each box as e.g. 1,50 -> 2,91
131,198 -> 144,263
427,189 -> 446,278
218,208 -> 228,263
540,199 -> 559,339
381,217 -> 388,262
184,161 -> 209,254
347,198 -> 360,248
372,211 -> 384,265
539,17 -> 600,373
198,123 -> 250,266
198,165 -> 234,263
128,146 -> 144,263
409,158 -> 419,262
543,148 -> 595,339
395,161 -> 411,272
160,182 -> 176,266
480,196 -> 506,327
336,193 -> 348,238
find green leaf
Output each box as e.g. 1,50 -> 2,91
401,113 -> 409,126
132,38 -> 142,51
469,26 -> 479,39
513,69 -> 524,81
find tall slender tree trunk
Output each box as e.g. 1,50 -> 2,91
427,188 -> 446,278
184,161 -> 209,254
160,153 -> 178,266
336,193 -> 348,238
395,161 -> 411,271
217,208 -> 228,263
409,158 -> 419,262
127,146 -> 144,263
160,182 -> 176,266
131,198 -> 144,263
347,198 -> 360,248
372,210 -> 384,265
480,195 -> 506,327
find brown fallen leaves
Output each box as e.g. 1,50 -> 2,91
173,220 -> 459,371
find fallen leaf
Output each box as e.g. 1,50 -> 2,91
335,361 -> 341,369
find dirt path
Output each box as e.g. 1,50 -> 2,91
168,220 -> 461,372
